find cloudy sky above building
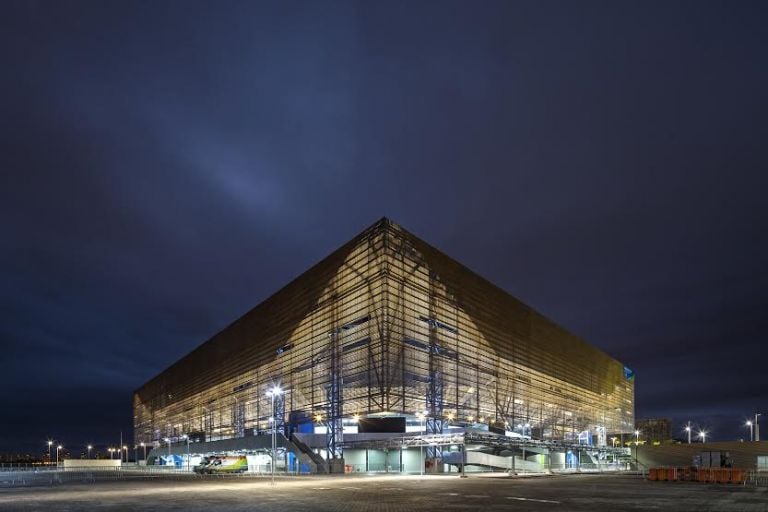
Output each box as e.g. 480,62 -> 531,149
1,0 -> 767,452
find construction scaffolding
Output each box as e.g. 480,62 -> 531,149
134,218 -> 634,461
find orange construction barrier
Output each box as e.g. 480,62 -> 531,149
650,466 -> 746,485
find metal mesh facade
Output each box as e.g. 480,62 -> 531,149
134,218 -> 635,450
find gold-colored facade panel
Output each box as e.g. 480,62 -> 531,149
134,218 -> 634,446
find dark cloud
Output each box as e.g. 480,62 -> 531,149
1,0 -> 767,452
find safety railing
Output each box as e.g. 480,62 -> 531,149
745,470 -> 768,487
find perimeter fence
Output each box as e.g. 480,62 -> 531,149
0,465 -> 305,488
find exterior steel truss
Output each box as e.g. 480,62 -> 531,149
134,218 -> 635,457
326,329 -> 343,460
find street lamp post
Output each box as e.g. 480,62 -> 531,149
164,438 -> 171,465
747,421 -> 754,442
122,445 -> 128,464
699,431 -> 707,443
47,441 -> 53,466
182,435 -> 190,471
56,445 -> 62,466
685,421 -> 692,444
634,430 -> 640,467
87,445 -> 92,459
755,413 -> 762,442
141,442 -> 146,461
266,386 -> 283,485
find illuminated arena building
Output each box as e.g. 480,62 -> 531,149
134,218 -> 635,473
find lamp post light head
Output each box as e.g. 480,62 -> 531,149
122,445 -> 127,450
352,414 -> 361,423
747,421 -> 753,426
57,445 -> 62,450
48,441 -> 53,446
685,426 -> 691,431
87,445 -> 92,450
140,442 -> 145,447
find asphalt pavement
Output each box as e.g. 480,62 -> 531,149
0,473 -> 766,511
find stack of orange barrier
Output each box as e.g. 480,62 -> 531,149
649,467 -> 746,484
681,467 -> 695,481
692,468 -> 747,484
698,468 -> 717,483
731,469 -> 747,484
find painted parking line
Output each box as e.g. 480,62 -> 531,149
381,487 -> 403,491
313,487 -> 332,490
464,495 -> 490,498
339,487 -> 361,490
446,493 -> 460,496
507,497 -> 561,504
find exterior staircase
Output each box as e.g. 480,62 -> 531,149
290,434 -> 328,474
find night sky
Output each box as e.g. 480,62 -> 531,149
2,1 -> 767,454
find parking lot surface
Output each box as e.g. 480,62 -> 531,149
0,473 -> 766,511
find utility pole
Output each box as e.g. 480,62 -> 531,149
756,413 -> 762,442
